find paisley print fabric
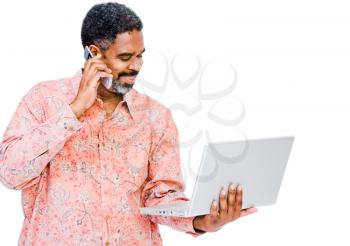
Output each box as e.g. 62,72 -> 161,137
0,71 -> 199,246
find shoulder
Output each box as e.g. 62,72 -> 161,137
132,89 -> 172,124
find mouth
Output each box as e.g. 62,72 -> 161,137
119,76 -> 136,84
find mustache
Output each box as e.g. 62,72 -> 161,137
118,71 -> 139,78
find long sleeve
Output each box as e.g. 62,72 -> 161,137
0,84 -> 82,190
141,108 -> 202,236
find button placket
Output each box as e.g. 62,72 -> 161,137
97,119 -> 108,243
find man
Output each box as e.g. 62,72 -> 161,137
0,2 -> 256,245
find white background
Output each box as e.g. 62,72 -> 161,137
1,0 -> 350,245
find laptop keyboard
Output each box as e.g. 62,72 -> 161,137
148,201 -> 189,209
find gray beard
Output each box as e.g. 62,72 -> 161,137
111,79 -> 133,94
102,78 -> 133,95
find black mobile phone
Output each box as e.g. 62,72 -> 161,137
84,46 -> 93,60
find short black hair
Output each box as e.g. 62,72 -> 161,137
81,2 -> 143,51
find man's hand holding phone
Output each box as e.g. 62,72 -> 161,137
70,53 -> 113,119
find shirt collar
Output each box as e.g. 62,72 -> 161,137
71,69 -> 137,120
123,89 -> 136,120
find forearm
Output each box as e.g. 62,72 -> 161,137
0,103 -> 82,189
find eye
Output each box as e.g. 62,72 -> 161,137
120,57 -> 131,61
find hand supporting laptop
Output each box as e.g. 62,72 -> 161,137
192,183 -> 258,233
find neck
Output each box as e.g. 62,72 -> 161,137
97,84 -> 123,103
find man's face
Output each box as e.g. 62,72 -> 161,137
99,29 -> 145,94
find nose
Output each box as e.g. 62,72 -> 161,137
128,59 -> 143,71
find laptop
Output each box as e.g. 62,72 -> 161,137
140,136 -> 294,217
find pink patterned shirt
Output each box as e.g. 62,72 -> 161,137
0,71 -> 199,246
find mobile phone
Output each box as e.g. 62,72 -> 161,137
84,46 -> 113,90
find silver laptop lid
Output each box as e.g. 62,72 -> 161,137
188,136 -> 294,216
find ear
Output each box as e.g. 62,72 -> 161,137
88,44 -> 102,57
